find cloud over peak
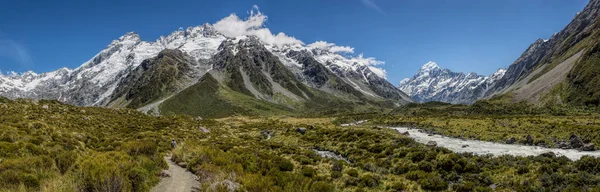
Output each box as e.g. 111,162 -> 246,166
308,41 -> 355,53
213,5 -> 303,46
212,6 -> 388,79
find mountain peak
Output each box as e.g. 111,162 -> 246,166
119,32 -> 141,42
420,61 -> 440,71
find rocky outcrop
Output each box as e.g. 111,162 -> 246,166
426,141 -> 437,147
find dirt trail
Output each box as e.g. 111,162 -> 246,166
150,157 -> 200,192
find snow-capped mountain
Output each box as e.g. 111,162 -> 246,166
398,61 -> 505,104
0,24 -> 225,106
0,11 -> 411,115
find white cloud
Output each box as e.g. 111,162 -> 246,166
361,0 -> 386,15
307,41 -> 355,53
213,5 -> 303,46
353,53 -> 384,66
355,54 -> 386,78
369,66 -> 387,79
329,46 -> 354,53
213,5 -> 388,79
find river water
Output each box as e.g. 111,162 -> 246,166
393,127 -> 600,161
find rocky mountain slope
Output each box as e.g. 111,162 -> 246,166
0,21 -> 411,116
398,62 -> 505,104
401,0 -> 600,105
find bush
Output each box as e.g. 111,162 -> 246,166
301,167 -> 317,178
128,167 -> 151,192
310,181 -> 335,192
124,141 -> 158,157
344,177 -> 359,187
76,152 -> 134,192
331,171 -> 342,179
405,170 -> 427,181
576,156 -> 600,174
277,158 -> 294,172
54,151 -> 78,174
516,165 -> 529,175
454,181 -> 475,192
332,160 -> 343,172
359,173 -> 380,188
387,182 -> 406,191
347,168 -> 359,177
419,174 -> 448,191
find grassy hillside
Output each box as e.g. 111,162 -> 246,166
109,49 -> 198,109
159,73 -> 293,118
0,98 -> 205,192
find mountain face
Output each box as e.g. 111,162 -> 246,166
401,0 -> 600,105
398,62 -> 505,104
0,24 -> 411,116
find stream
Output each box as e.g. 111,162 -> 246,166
393,127 -> 600,161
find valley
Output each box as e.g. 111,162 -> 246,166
2,98 -> 600,192
2,0 -> 600,191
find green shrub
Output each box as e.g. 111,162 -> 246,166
54,151 -> 78,174
332,160 -> 343,172
359,173 -> 380,188
310,181 -> 335,192
405,170 -> 427,181
301,167 -> 317,178
347,168 -> 359,177
344,177 -> 359,187
124,141 -> 158,157
387,182 -> 406,191
128,167 -> 151,192
454,181 -> 475,192
76,152 -> 134,192
277,158 -> 294,172
576,156 -> 600,174
419,174 -> 448,191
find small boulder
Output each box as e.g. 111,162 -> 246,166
462,145 -> 469,148
401,132 -> 410,136
426,141 -> 437,147
582,143 -> 595,151
506,137 -> 516,144
540,152 -> 556,158
159,170 -> 171,178
261,130 -> 273,140
42,105 -> 49,110
570,134 -> 584,148
296,127 -> 307,135
525,135 -> 534,145
199,126 -> 210,133
556,141 -> 570,149
177,161 -> 188,168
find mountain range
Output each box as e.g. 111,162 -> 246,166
399,61 -> 505,104
400,0 -> 600,106
3,0 -> 600,114
0,23 -> 412,117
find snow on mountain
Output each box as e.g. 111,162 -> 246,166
0,24 -> 225,106
398,62 -> 505,104
0,6 -> 405,106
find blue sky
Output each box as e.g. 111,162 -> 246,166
0,0 -> 588,85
